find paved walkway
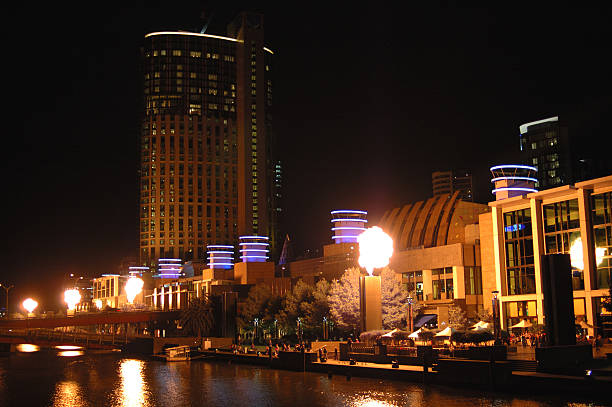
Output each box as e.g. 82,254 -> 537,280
314,358 -> 425,372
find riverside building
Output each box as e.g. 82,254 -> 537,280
479,170 -> 612,337
139,12 -> 281,268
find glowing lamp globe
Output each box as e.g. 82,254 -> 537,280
125,277 -> 144,304
22,298 -> 38,314
358,226 -> 394,275
64,289 -> 81,311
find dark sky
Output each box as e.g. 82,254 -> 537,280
3,2 -> 612,310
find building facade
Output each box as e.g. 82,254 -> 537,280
479,175 -> 612,337
379,192 -> 490,322
139,12 -> 281,268
432,170 -> 473,201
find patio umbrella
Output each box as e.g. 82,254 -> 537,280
471,325 -> 489,332
579,320 -> 594,329
435,326 -> 456,337
382,328 -> 399,338
471,321 -> 491,329
408,328 -> 423,338
510,319 -> 533,329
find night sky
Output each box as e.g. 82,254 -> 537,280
3,2 -> 611,310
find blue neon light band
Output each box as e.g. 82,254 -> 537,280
331,219 -> 368,223
241,256 -> 269,259
490,165 -> 537,172
239,236 -> 269,240
207,245 -> 234,249
239,242 -> 269,246
331,227 -> 366,231
491,176 -> 538,183
330,210 -> 368,215
492,187 -> 538,194
207,263 -> 234,267
158,258 -> 181,261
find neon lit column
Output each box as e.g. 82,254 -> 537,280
331,210 -> 367,243
239,236 -> 269,262
156,258 -> 182,278
128,266 -> 149,277
207,245 -> 234,269
490,165 -> 538,201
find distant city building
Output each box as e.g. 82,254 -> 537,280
519,116 -> 572,190
138,12 -> 282,268
432,170 -> 473,201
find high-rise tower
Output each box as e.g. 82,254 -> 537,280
139,12 -> 280,266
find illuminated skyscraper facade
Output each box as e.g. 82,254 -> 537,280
519,116 -> 572,190
139,12 -> 281,266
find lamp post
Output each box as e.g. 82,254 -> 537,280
0,283 -> 14,318
407,295 -> 414,333
253,318 -> 259,345
492,290 -> 500,344
297,317 -> 302,344
323,316 -> 328,340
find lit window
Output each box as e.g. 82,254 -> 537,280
172,50 -> 182,56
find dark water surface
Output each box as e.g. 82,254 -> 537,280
0,346 -> 609,407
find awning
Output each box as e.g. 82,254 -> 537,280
414,314 -> 437,328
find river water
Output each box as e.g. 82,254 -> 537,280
0,345 -> 609,407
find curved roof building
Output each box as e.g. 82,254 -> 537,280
379,192 -> 490,250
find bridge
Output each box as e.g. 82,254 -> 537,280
0,310 -> 181,329
0,310 -> 181,351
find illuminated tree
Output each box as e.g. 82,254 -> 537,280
380,267 -> 409,329
277,279 -> 330,338
328,267 -> 362,333
447,303 -> 468,329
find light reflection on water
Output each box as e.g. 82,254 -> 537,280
0,351 -> 609,407
52,381 -> 86,407
113,359 -> 150,407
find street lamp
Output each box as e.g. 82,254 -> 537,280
492,290 -> 500,344
407,295 -> 414,332
0,283 -> 14,318
297,317 -> 302,343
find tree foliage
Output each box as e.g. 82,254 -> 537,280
328,267 -> 362,333
277,279 -> 330,336
381,267 -> 409,329
180,296 -> 215,337
238,283 -> 280,331
447,303 -> 468,330
475,308 -> 494,323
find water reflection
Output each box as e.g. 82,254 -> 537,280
16,344 -> 39,352
58,350 -> 84,357
352,399 -> 397,407
52,381 -> 87,407
114,359 -> 150,407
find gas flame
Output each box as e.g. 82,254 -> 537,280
358,226 -> 393,275
125,277 -> 144,304
22,298 -> 38,314
64,289 -> 81,311
569,238 -> 606,270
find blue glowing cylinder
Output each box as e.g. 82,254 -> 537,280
331,210 -> 368,243
156,258 -> 182,278
207,245 -> 234,269
490,165 -> 538,200
239,236 -> 270,262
